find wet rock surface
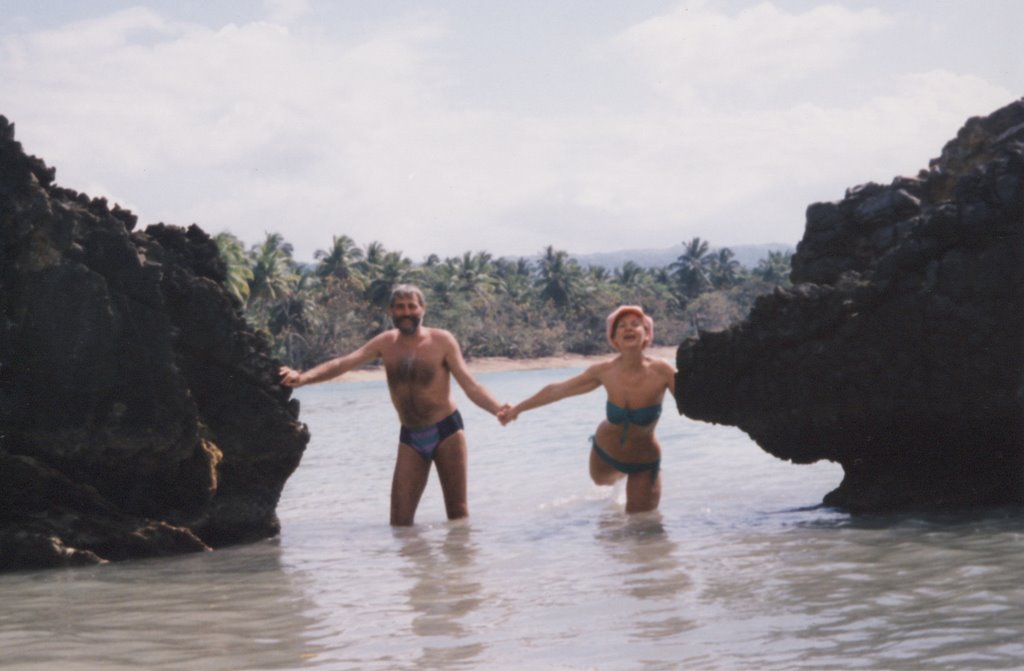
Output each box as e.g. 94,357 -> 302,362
0,116 -> 309,571
676,99 -> 1024,511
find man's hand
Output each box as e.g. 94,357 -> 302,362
279,366 -> 304,388
497,404 -> 518,426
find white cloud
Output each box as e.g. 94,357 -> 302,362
263,0 -> 310,25
21,7 -> 178,52
1,9 -> 461,255
614,1 -> 893,104
0,3 -> 1017,262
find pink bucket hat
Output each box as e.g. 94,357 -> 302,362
606,305 -> 653,350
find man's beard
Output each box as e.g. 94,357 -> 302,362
395,316 -> 421,334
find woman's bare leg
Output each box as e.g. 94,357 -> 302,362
589,447 -> 626,486
624,471 -> 661,514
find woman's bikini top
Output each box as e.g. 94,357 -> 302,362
606,401 -> 662,427
606,402 -> 662,444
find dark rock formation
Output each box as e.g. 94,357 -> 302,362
0,116 -> 309,571
676,99 -> 1024,511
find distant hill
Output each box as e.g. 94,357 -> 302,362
571,242 -> 794,270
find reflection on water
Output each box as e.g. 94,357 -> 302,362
0,541 -> 326,671
596,512 -> 690,599
2,372 -> 1023,671
785,510 -> 1024,670
595,512 -> 697,647
395,522 -> 487,668
691,509 -> 1024,670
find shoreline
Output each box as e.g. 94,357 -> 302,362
333,346 -> 678,382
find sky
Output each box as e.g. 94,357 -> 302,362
1,1 -> 1020,263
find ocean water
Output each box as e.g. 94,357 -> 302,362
2,366 -> 1023,670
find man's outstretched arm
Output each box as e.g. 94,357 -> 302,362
442,331 -> 507,415
280,336 -> 384,387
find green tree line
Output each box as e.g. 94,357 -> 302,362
214,232 -> 793,368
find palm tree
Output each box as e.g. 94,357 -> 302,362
355,240 -> 390,303
452,251 -> 497,299
248,232 -> 297,305
267,274 -> 322,336
707,247 -> 741,289
427,261 -> 459,306
314,234 -> 363,282
613,260 -> 659,305
364,250 -> 418,308
753,250 -> 793,285
587,265 -> 610,282
535,245 -> 583,309
514,257 -> 533,277
358,241 -> 387,275
213,231 -> 254,304
670,237 -> 712,298
614,261 -> 649,289
494,257 -> 534,304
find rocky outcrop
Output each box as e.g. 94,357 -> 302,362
0,116 -> 309,571
676,99 -> 1024,511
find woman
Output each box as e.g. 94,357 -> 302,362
499,306 -> 677,513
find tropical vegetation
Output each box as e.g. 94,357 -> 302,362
214,232 -> 793,369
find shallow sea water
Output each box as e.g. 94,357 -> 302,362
2,366 -> 1023,670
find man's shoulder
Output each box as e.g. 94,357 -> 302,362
370,328 -> 399,344
369,328 -> 401,352
423,326 -> 457,342
421,328 -> 463,362
383,327 -> 456,353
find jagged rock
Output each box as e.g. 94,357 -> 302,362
676,99 -> 1024,511
0,115 -> 309,571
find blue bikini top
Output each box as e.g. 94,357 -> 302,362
606,401 -> 662,427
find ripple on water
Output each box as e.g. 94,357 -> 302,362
2,374 -> 1023,670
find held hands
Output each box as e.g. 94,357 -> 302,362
496,403 -> 512,425
497,404 -> 521,426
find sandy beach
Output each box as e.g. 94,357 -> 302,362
335,346 -> 678,382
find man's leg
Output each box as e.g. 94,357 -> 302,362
391,444 -> 431,526
433,432 -> 469,521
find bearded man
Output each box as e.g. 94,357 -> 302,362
280,284 -> 508,525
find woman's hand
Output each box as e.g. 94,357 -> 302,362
498,405 -> 520,426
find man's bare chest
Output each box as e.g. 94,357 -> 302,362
385,354 -> 440,386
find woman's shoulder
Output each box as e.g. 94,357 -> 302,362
584,356 -> 620,377
644,354 -> 674,369
644,355 -> 676,378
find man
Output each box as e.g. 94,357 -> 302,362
279,284 -> 507,526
